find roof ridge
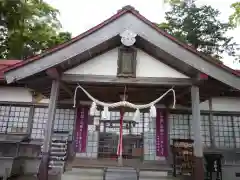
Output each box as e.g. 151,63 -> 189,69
119,5 -> 139,13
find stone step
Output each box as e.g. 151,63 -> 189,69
62,168 -> 104,180
62,173 -> 103,180
51,145 -> 67,149
139,178 -> 177,180
140,170 -> 168,177
49,164 -> 64,169
105,167 -> 137,180
49,160 -> 65,165
52,142 -> 68,146
50,156 -> 66,160
52,137 -> 68,141
50,151 -> 66,155
66,167 -> 104,175
139,170 -> 178,180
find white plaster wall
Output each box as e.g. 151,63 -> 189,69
0,86 -> 33,102
200,97 -> 240,112
64,48 -> 189,78
64,48 -> 118,76
136,50 -> 188,78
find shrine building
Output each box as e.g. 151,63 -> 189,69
0,5 -> 240,180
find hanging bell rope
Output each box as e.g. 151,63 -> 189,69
73,84 -> 176,118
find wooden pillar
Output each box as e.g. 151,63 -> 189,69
191,85 -> 204,180
208,98 -> 216,147
27,105 -> 34,137
39,80 -> 59,180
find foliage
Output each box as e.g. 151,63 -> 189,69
229,2 -> 240,27
160,0 -> 239,61
0,0 -> 71,59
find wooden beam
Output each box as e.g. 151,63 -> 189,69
46,68 -> 73,97
46,68 -> 60,79
59,82 -> 73,97
62,74 -> 195,86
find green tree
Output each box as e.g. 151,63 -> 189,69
229,2 -> 240,27
0,0 -> 71,59
160,0 -> 239,61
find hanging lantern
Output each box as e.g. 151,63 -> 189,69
150,105 -> 156,118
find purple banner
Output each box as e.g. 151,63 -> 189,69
156,109 -> 168,157
75,106 -> 89,153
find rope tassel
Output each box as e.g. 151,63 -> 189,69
101,106 -> 110,120
133,108 -> 140,121
150,105 -> 156,118
90,102 -> 96,116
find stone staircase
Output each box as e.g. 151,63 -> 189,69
61,166 -> 179,180
48,131 -> 69,173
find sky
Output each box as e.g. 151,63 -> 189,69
45,0 -> 240,69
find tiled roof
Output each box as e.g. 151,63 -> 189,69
1,5 -> 240,79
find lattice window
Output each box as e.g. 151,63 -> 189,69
7,106 -> 30,133
0,105 -> 30,134
0,105 -> 11,133
31,107 -> 48,139
79,110 -> 99,158
169,113 -> 190,142
213,115 -> 235,148
131,112 -> 143,135
189,114 -> 211,147
233,115 -> 240,148
200,114 -> 211,147
144,112 -> 157,160
31,107 -> 75,140
105,111 -> 123,134
86,124 -> 98,158
54,108 -> 75,137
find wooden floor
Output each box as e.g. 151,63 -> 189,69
68,157 -> 172,171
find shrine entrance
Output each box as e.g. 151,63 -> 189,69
98,111 -> 144,161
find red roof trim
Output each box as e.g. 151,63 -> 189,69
3,6 -> 240,77
0,60 -> 22,82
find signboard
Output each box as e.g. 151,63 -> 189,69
75,106 -> 89,153
156,109 -> 168,157
172,139 -> 194,176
